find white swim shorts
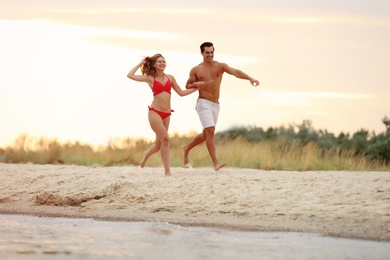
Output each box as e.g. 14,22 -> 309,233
196,98 -> 220,129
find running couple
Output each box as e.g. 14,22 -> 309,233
127,42 -> 260,176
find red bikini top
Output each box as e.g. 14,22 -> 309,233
153,75 -> 172,96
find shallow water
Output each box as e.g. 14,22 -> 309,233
0,214 -> 389,260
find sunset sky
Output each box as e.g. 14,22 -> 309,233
1,0 -> 389,147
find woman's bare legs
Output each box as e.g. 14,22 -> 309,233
140,140 -> 161,168
148,111 -> 171,176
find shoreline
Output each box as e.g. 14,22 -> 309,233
1,163 -> 389,242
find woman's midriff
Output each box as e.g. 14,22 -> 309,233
150,95 -> 171,113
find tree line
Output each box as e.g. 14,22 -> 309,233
215,115 -> 390,165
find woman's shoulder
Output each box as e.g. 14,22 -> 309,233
165,74 -> 175,81
144,75 -> 154,86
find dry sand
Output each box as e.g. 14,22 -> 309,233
1,163 -> 389,241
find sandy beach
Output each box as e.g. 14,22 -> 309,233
1,163 -> 389,242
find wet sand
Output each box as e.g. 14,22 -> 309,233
1,163 -> 389,242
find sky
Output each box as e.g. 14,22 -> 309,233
1,0 -> 389,148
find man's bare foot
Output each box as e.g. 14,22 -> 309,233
214,162 -> 227,171
165,172 -> 172,177
182,145 -> 189,165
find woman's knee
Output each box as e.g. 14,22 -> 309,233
160,134 -> 170,146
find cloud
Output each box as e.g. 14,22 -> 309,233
265,91 -> 373,100
45,8 -> 143,14
0,20 -> 181,41
262,15 -> 324,24
45,8 -> 208,15
262,14 -> 389,26
261,91 -> 373,108
286,17 -> 324,23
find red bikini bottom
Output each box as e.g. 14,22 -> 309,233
148,106 -> 174,120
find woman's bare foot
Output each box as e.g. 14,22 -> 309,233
140,152 -> 147,168
165,172 -> 172,177
214,162 -> 227,171
182,145 -> 189,165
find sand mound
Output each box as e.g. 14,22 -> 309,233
1,163 -> 389,242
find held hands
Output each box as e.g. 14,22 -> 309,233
188,81 -> 205,89
195,81 -> 206,88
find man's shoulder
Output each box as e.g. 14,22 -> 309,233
191,63 -> 204,72
194,60 -> 224,68
193,61 -> 207,68
214,60 -> 228,67
211,60 -> 227,69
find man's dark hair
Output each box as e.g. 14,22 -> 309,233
200,42 -> 214,53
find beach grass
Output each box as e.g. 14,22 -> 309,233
1,133 -> 388,171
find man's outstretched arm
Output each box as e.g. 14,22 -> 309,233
223,63 -> 260,86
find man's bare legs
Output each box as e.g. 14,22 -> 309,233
183,126 -> 226,171
203,127 -> 227,170
146,112 -> 172,176
182,132 -> 206,164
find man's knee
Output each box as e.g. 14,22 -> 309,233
204,127 -> 215,137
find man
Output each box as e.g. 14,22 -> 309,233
183,42 -> 260,170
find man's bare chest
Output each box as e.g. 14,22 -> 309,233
196,68 -> 222,81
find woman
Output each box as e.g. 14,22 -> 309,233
127,54 -> 198,176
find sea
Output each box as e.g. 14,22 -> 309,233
0,214 -> 389,260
